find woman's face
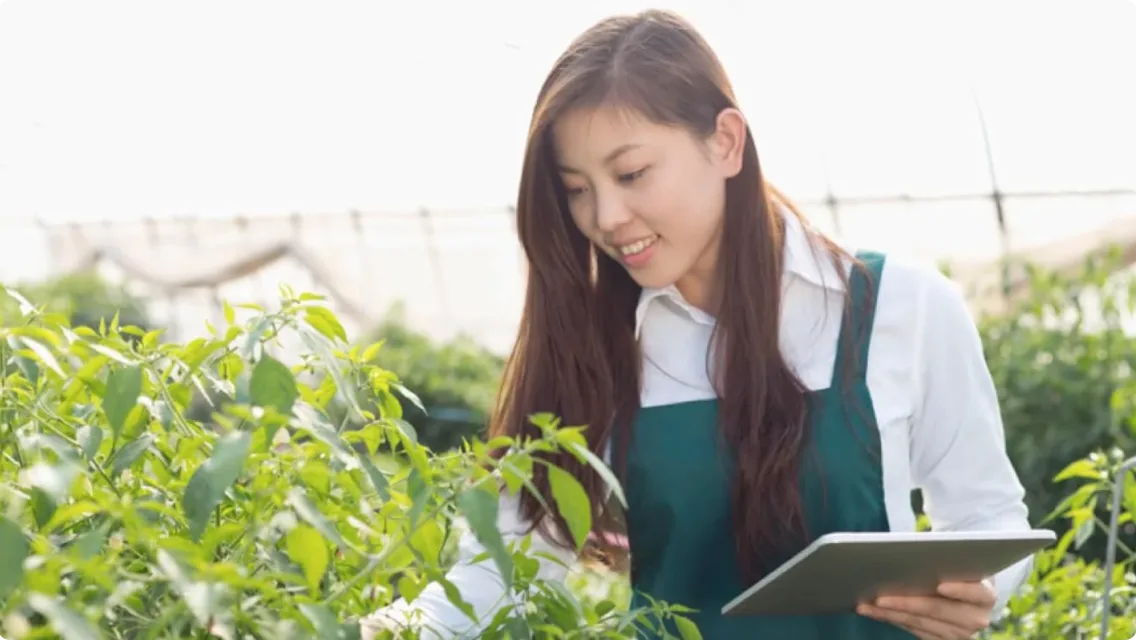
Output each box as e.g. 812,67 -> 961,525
552,104 -> 746,307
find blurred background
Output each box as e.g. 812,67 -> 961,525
1,0 -> 1133,353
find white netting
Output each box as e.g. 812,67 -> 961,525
3,187 -> 1134,354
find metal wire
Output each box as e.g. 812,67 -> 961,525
1100,455 -> 1136,640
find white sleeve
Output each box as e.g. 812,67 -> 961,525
909,269 -> 1033,613
359,491 -> 577,639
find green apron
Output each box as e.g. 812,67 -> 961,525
624,251 -> 915,639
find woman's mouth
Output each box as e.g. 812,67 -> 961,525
614,235 -> 659,268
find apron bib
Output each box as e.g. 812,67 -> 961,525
624,251 -> 916,639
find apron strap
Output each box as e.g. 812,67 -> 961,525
832,250 -> 886,384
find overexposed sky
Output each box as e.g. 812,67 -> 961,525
1,0 -> 1133,223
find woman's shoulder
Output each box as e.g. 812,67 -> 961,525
851,247 -> 967,312
846,247 -> 977,345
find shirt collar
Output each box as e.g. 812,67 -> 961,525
633,205 -> 847,337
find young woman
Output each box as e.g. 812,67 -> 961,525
362,9 -> 1032,640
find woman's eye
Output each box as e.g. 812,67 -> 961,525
564,185 -> 587,199
618,167 -> 647,184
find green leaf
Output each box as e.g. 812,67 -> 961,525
77,425 -> 104,460
72,520 -> 112,560
32,487 -> 57,528
299,326 -> 362,418
595,599 -> 616,618
361,340 -> 384,362
156,550 -> 231,632
304,306 -> 348,343
393,383 -> 427,415
20,336 -> 65,377
390,418 -> 418,445
26,460 -> 79,504
547,465 -> 591,550
457,486 -> 513,589
110,433 -> 155,477
182,431 -> 252,541
359,455 -> 391,500
3,285 -> 37,316
377,388 -> 402,420
104,365 -> 142,438
673,615 -> 704,640
286,524 -> 329,594
568,442 -> 627,509
241,316 -> 271,360
437,577 -> 478,623
88,342 -> 134,365
27,593 -> 101,640
298,603 -> 346,639
287,487 -> 349,549
291,403 -> 358,469
0,516 -> 29,599
406,467 -> 430,528
250,354 -> 299,415
1054,458 -> 1101,482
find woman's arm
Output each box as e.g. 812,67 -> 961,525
360,491 -> 578,639
908,268 -> 1033,611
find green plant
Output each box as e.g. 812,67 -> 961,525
978,247 -> 1136,559
0,272 -> 151,332
0,286 -> 694,639
986,448 -> 1136,640
348,305 -> 505,453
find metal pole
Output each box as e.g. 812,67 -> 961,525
1100,455 -> 1136,639
968,84 -> 1011,299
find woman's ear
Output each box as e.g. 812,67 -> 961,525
709,107 -> 747,179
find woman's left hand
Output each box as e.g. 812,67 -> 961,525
857,579 -> 997,639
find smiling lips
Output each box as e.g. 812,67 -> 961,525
613,234 -> 659,268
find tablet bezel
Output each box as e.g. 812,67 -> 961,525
720,529 -> 1056,617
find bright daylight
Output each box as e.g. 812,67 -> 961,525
0,0 -> 1134,638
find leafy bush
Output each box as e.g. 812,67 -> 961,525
351,305 -> 505,453
0,286 -> 693,639
987,448 -> 1136,640
972,248 -> 1136,639
0,272 -> 151,332
978,249 -> 1136,561
3,248 -> 1134,639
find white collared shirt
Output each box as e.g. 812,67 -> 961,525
363,213 -> 1033,639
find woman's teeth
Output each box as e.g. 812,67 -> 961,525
619,236 -> 658,256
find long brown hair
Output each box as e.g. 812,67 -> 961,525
489,9 -> 853,582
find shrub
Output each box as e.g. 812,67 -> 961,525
351,305 -> 505,453
972,248 -> 1136,639
978,249 -> 1136,560
987,448 -> 1136,640
0,286 -> 692,639
0,272 -> 151,332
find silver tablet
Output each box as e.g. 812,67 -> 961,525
721,529 -> 1056,617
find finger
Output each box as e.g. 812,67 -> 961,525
938,580 -> 997,608
909,627 -> 946,640
859,602 -> 973,639
875,595 -> 990,631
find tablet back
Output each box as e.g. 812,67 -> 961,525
721,530 -> 1055,617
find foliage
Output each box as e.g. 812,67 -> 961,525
0,272 -> 151,332
978,247 -> 1136,560
3,247 -> 1135,639
350,305 -> 505,453
986,448 -> 1136,640
0,286 -> 695,640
